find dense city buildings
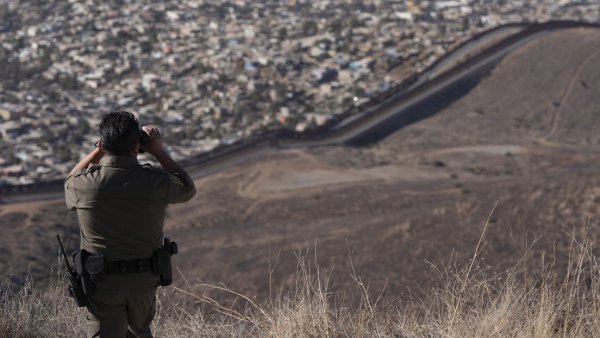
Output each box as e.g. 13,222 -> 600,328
0,0 -> 598,186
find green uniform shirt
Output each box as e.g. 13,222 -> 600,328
64,156 -> 196,261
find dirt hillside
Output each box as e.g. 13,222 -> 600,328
1,28 -> 600,301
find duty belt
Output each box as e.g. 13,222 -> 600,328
105,257 -> 153,274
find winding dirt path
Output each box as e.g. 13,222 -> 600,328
539,47 -> 600,142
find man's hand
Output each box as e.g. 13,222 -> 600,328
141,126 -> 163,156
141,125 -> 187,175
67,146 -> 103,177
139,124 -> 196,200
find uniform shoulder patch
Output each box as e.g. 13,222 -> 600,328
169,174 -> 184,186
87,165 -> 101,172
73,165 -> 100,178
140,163 -> 172,181
141,163 -> 163,171
141,163 -> 168,175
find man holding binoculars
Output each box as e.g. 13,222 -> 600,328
64,111 -> 196,337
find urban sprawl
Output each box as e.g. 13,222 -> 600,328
0,0 -> 597,187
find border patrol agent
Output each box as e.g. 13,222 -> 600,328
64,111 -> 196,337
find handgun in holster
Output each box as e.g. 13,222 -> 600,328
72,249 -> 105,296
152,237 -> 178,286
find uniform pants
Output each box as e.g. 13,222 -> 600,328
85,271 -> 159,338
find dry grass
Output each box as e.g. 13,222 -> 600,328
3,230 -> 600,337
0,274 -> 87,337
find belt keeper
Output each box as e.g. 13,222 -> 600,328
119,261 -> 127,274
137,260 -> 144,273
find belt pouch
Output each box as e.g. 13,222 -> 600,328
152,248 -> 173,286
84,254 -> 106,282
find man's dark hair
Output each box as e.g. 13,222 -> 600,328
99,111 -> 140,156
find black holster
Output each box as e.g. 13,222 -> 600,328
72,249 -> 105,297
152,238 -> 178,286
66,271 -> 89,307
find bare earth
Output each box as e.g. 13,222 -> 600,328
2,28 -> 600,302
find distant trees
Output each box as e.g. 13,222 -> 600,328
106,30 -> 135,47
140,40 -> 153,54
56,73 -> 81,91
329,19 -> 344,37
0,58 -> 22,89
278,27 -> 288,40
302,20 -> 318,36
0,4 -> 22,32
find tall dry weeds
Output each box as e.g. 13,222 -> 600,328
2,229 -> 600,337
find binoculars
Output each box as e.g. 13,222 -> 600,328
139,129 -> 150,153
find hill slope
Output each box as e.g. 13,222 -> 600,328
1,28 -> 600,300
